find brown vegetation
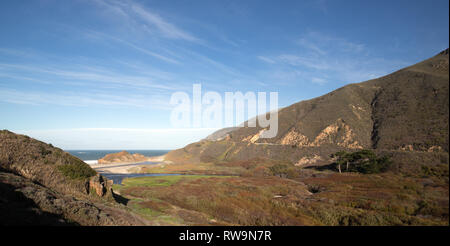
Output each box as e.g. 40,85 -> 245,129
152,49 -> 449,226
0,130 -> 149,225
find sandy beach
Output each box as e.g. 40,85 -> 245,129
89,155 -> 166,174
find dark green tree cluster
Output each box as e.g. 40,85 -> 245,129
330,149 -> 391,174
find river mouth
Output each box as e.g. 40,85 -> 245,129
99,172 -> 181,184
92,161 -> 180,184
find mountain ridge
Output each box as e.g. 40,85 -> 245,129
167,49 -> 449,168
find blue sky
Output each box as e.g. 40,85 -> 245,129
0,0 -> 448,149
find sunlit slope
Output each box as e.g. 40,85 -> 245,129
167,49 -> 449,165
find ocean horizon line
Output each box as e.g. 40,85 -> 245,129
64,149 -> 174,152
67,149 -> 171,161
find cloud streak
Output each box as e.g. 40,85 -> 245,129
257,31 -> 408,85
82,30 -> 181,64
0,88 -> 172,109
131,4 -> 198,42
93,0 -> 199,43
0,61 -> 179,91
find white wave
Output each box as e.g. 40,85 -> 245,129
84,160 -> 98,165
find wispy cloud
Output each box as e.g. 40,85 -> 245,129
296,38 -> 326,55
165,43 -> 243,78
82,30 -> 181,64
131,4 -> 198,42
256,31 -> 408,85
1,46 -> 179,86
257,56 -> 276,64
111,36 -> 181,64
80,28 -> 243,77
0,48 -> 191,109
296,31 -> 366,56
311,77 -> 327,85
93,0 -> 199,43
0,88 -> 171,109
0,62 -> 176,91
277,54 -> 331,70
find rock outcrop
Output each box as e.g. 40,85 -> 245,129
98,151 -> 151,164
88,174 -> 113,197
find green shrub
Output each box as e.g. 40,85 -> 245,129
57,160 -> 96,179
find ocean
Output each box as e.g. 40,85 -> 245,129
66,150 -> 170,161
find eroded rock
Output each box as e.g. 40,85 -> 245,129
88,174 -> 113,197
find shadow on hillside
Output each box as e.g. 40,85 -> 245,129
0,180 -> 78,226
304,163 -> 337,172
112,192 -> 129,206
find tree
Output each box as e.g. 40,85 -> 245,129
330,150 -> 391,174
330,151 -> 349,173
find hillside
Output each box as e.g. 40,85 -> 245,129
166,49 -> 449,170
98,150 -> 151,164
0,130 -> 148,225
125,49 -> 449,226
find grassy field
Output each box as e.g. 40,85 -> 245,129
137,161 -> 247,175
113,167 -> 448,225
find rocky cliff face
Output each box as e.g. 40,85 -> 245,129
0,130 -> 95,196
167,49 -> 449,167
0,130 -> 148,225
98,150 -> 151,164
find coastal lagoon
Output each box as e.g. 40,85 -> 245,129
99,173 -> 181,184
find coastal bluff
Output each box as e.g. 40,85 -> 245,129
98,151 -> 151,164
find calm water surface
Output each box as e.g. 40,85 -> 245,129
99,172 -> 181,184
